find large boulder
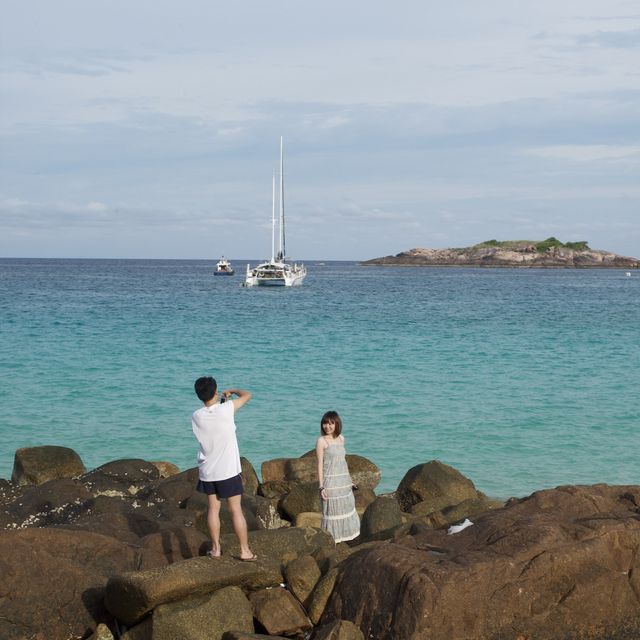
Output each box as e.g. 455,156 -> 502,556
262,457 -> 316,483
0,527 -> 162,640
222,634 -> 287,640
284,553 -> 322,607
219,526 -> 334,564
254,496 -> 290,530
395,459 -> 480,512
258,480 -> 291,499
280,482 -> 322,520
263,453 -> 381,491
0,477 -> 93,529
140,525 -> 210,564
307,567 -> 339,625
79,459 -> 160,496
440,496 -> 503,526
325,484 -> 640,639
150,460 -> 180,479
152,585 -> 254,640
342,455 -> 381,491
358,496 -> 403,540
249,587 -> 313,636
11,445 -> 86,486
352,486 -> 376,513
106,527 -> 332,626
241,457 -> 260,495
106,555 -> 283,627
60,512 -> 158,546
312,620 -> 365,640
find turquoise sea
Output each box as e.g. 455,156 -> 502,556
1,258 -> 638,498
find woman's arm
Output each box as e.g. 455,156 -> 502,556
315,437 -> 328,501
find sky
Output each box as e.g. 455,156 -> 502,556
1,1 -> 639,260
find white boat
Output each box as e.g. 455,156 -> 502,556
214,257 -> 235,276
245,138 -> 306,287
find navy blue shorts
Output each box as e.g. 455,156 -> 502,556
196,474 -> 243,498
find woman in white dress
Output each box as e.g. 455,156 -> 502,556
316,410 -> 360,543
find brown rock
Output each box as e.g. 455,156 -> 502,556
150,460 -> 180,478
59,512 -> 155,545
325,484 -> 640,639
249,587 -> 312,636
220,526 -> 334,565
144,474 -> 196,508
280,482 -> 322,520
222,633 -> 288,640
352,486 -> 376,513
0,478 -> 20,507
263,453 -> 380,491
0,527 -> 155,640
312,542 -> 384,576
140,525 -> 210,564
343,455 -> 381,491
79,459 -> 160,496
284,553 -> 321,607
11,445 -> 86,486
1,477 -> 93,529
241,457 -> 260,495
258,480 -> 291,499
261,458 -> 290,483
105,555 -> 283,627
406,505 -> 449,529
119,617 -> 152,640
395,459 -> 480,512
307,567 -> 339,625
440,496 -> 503,525
312,620 -> 365,640
295,511 -> 322,528
90,623 -> 115,640
359,496 -> 402,540
255,496 -> 290,529
152,585 -> 253,640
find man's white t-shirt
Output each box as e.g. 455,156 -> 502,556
192,401 -> 242,481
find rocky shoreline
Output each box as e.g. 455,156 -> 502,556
2,445 -> 639,640
361,240 -> 640,268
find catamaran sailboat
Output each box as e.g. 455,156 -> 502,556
245,138 -> 306,287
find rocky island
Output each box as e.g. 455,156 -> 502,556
362,238 -> 640,268
2,445 -> 640,639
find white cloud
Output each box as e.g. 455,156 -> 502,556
1,1 -> 640,258
523,144 -> 640,162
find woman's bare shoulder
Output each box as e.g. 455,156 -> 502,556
316,436 -> 328,448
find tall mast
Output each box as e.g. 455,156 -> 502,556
271,172 -> 276,262
279,136 -> 286,262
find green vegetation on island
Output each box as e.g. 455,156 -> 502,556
363,238 -> 640,268
474,237 -> 590,253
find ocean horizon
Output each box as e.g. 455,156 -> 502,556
1,257 -> 638,498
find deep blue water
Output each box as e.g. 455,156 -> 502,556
1,258 -> 638,497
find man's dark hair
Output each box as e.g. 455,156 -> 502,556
194,376 -> 217,402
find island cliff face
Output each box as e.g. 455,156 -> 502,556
362,240 -> 640,268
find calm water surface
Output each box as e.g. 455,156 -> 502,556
1,258 -> 638,497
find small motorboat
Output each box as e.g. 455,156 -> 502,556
214,258 -> 235,276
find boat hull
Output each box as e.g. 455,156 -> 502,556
244,261 -> 306,287
214,271 -> 235,276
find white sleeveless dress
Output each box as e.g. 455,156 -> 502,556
321,441 -> 360,543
